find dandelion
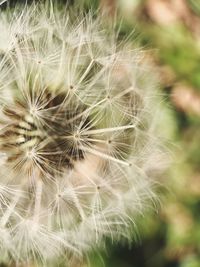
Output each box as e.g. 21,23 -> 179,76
0,2 -> 166,266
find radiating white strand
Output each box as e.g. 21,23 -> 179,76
0,193 -> 21,227
33,179 -> 43,223
81,124 -> 136,135
80,145 -> 130,166
0,0 -> 7,7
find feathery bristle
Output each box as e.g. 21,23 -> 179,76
0,3 -> 167,266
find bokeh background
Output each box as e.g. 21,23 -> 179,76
2,0 -> 200,266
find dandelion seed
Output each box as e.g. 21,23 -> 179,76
0,2 -> 167,266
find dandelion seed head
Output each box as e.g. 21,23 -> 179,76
0,3 -> 167,266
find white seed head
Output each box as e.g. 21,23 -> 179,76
0,3 -> 166,266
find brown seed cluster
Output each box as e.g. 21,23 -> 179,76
0,89 -> 91,178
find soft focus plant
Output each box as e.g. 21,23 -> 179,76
0,2 -> 166,266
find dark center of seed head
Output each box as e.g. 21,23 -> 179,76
0,90 -> 92,175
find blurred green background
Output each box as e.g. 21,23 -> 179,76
82,0 -> 200,267
2,0 -> 200,266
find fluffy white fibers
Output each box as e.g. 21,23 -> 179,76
0,2 -> 166,266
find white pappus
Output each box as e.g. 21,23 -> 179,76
0,2 -> 166,266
